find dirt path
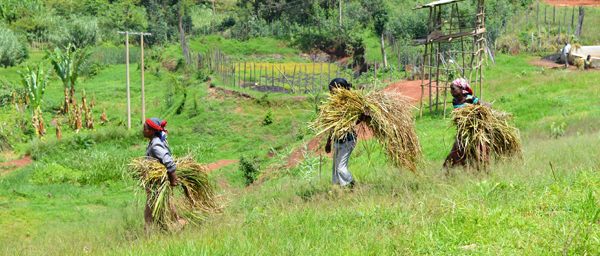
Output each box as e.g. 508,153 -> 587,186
0,155 -> 32,177
543,0 -> 600,7
383,80 -> 439,104
0,155 -> 31,167
206,160 -> 238,171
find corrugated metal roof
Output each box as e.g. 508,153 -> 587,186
413,0 -> 466,10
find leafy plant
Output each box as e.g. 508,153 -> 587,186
262,109 -> 274,126
46,44 -> 93,111
0,24 -> 28,67
550,122 -> 566,139
239,155 -> 260,186
17,63 -> 50,112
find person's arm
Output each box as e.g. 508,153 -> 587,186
151,144 -> 178,186
357,110 -> 372,125
478,100 -> 492,109
325,134 -> 332,154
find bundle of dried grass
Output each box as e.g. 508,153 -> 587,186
309,88 -> 422,172
451,104 -> 522,162
129,154 -> 218,228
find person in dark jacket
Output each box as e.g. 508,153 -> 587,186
324,78 -> 370,191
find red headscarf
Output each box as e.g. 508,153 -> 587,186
451,78 -> 473,95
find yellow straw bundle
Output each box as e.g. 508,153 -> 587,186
309,88 -> 423,172
451,104 -> 522,162
129,154 -> 218,227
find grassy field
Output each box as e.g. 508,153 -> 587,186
1,45 -> 600,255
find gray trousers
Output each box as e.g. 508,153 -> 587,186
563,52 -> 569,68
332,139 -> 356,186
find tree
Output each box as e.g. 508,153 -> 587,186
45,44 -> 93,113
371,1 -> 389,68
0,25 -> 28,68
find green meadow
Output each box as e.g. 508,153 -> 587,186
1,46 -> 599,255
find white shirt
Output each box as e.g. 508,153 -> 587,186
562,44 -> 571,54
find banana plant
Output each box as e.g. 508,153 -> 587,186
17,63 -> 50,113
45,44 -> 93,112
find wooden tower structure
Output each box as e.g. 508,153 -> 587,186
413,0 -> 487,118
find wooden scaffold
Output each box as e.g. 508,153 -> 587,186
413,0 -> 487,119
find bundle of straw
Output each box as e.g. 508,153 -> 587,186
309,88 -> 422,172
129,154 -> 218,228
451,104 -> 522,162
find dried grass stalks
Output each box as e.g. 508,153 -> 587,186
129,154 -> 219,228
451,104 -> 522,162
309,88 -> 423,172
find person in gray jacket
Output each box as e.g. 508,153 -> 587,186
143,117 -> 178,224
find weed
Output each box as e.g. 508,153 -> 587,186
262,109 -> 274,126
239,154 -> 260,186
550,122 -> 566,139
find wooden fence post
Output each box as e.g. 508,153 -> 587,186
553,6 -> 556,26
320,62 -> 324,91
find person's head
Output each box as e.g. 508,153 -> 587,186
565,41 -> 568,45
588,55 -> 592,60
450,78 -> 473,98
328,78 -> 351,93
143,117 -> 168,140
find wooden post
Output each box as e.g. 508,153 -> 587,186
126,32 -> 131,130
374,60 -> 377,88
272,65 -> 274,87
292,65 -> 297,93
244,61 -> 247,85
558,21 -> 561,44
328,61 -> 331,87
312,61 -> 315,91
553,6 -> 556,26
141,34 -> 145,123
319,61 -> 323,91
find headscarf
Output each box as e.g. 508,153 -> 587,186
329,78 -> 351,90
450,78 -> 473,95
146,117 -> 168,144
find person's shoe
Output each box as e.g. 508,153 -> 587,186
349,180 -> 356,192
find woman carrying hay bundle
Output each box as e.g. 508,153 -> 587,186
444,78 -> 491,169
324,78 -> 370,191
142,117 -> 182,226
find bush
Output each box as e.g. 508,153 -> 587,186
47,15 -> 99,49
239,155 -> 260,186
0,25 -> 28,67
262,109 -> 274,126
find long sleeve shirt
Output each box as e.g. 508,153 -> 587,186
146,136 -> 176,173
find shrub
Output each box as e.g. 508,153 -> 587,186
262,109 -> 274,126
239,155 -> 260,186
47,16 -> 99,49
0,25 -> 28,67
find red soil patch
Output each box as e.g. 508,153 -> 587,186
1,155 -> 31,167
542,0 -> 600,6
206,160 -> 238,171
383,80 -> 438,104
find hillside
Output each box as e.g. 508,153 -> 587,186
1,0 -> 600,255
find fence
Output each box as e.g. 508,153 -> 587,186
187,45 -> 410,94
